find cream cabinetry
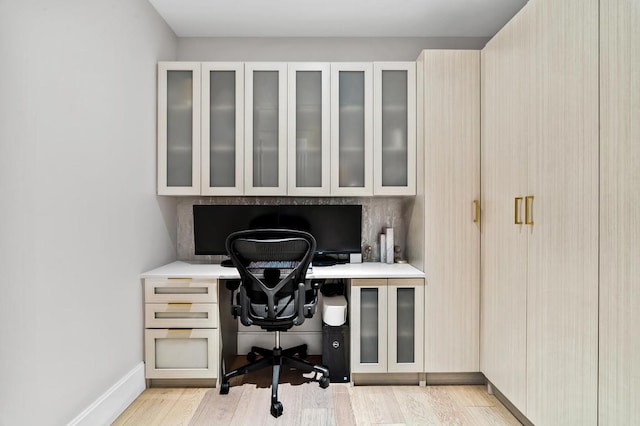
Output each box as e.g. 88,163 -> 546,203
143,279 -> 219,380
373,62 -> 416,196
287,63 -> 331,196
244,63 -> 288,195
330,63 -> 374,196
200,63 -> 244,195
350,278 -> 424,374
481,0 -> 599,424
157,62 -> 202,195
158,62 -> 243,196
158,61 -> 415,196
599,0 -> 640,424
417,50 -> 480,373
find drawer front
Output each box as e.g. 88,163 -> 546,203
144,278 -> 217,303
145,303 -> 218,329
145,328 -> 219,379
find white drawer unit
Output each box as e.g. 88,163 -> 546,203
143,278 -> 219,382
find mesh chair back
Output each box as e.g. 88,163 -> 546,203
226,229 -> 316,330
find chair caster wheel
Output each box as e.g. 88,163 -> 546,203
219,382 -> 230,394
247,351 -> 257,362
319,376 -> 330,389
271,401 -> 283,418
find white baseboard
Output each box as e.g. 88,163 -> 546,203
67,362 -> 145,426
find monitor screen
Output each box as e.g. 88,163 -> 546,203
193,204 -> 362,257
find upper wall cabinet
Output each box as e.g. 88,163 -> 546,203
157,61 -> 416,197
287,63 -> 331,196
158,62 -> 201,195
244,63 -> 288,196
201,62 -> 244,195
330,63 -> 374,196
374,62 -> 416,196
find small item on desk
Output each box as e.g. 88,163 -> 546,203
385,227 -> 394,264
379,234 -> 387,263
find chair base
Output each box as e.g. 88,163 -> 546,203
220,343 -> 330,418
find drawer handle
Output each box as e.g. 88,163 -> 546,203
167,277 -> 192,281
168,328 -> 193,332
168,303 -> 193,307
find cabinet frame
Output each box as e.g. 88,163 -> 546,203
200,62 -> 244,195
287,63 -> 331,196
244,62 -> 288,195
330,63 -> 374,196
350,278 -> 424,374
157,62 -> 202,195
373,62 -> 417,196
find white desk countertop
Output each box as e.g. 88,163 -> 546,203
141,260 -> 425,280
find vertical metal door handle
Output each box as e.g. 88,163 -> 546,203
525,195 -> 534,225
473,200 -> 480,223
515,197 -> 523,224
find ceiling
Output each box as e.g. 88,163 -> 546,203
148,0 -> 528,38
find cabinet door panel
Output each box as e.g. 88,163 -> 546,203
201,62 -> 244,195
480,10 -> 530,413
350,280 -> 387,373
157,62 -> 201,195
288,63 -> 330,195
599,0 -> 640,423
244,63 -> 287,195
331,64 -> 373,196
526,0 -> 599,424
420,50 -> 480,373
374,62 -> 416,195
388,280 -> 423,373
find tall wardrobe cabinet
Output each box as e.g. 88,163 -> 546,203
481,0 -> 599,425
416,50 -> 480,374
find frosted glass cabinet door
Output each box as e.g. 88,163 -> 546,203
350,279 -> 388,373
330,63 -> 373,196
287,63 -> 331,196
244,63 -> 287,195
374,62 -> 416,195
201,63 -> 244,195
157,62 -> 201,195
387,279 -> 424,372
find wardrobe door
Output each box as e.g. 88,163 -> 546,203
420,50 -> 480,373
599,0 -> 640,424
525,0 -> 599,424
480,7 -> 530,414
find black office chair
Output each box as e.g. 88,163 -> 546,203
220,229 -> 330,418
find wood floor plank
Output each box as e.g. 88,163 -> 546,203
348,386 -> 407,424
115,384 -> 521,425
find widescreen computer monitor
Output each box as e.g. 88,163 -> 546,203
193,204 -> 362,264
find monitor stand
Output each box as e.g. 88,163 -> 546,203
313,254 -> 339,267
221,259 -> 235,267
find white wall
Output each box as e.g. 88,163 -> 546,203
178,36 -> 489,61
0,1 -> 177,424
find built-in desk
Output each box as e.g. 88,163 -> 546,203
141,261 -> 425,386
140,260 -> 425,280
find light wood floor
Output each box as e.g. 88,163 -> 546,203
114,371 -> 521,425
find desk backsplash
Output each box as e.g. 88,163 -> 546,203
177,197 -> 414,263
